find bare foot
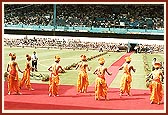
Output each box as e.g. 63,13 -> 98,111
29,88 -> 34,91
105,98 -> 109,101
150,101 -> 154,104
49,93 -> 52,97
119,93 -> 123,96
17,92 -> 22,95
95,97 -> 100,100
127,93 -> 131,96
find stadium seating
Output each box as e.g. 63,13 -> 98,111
4,4 -> 164,30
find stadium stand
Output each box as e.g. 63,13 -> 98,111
4,4 -> 164,30
4,36 -> 164,54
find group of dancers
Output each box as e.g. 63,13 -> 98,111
6,52 -> 163,105
6,53 -> 34,95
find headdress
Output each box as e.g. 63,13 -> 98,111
80,54 -> 87,61
26,54 -> 31,61
9,53 -> 16,60
55,55 -> 61,62
153,62 -> 161,69
98,57 -> 105,64
125,56 -> 131,62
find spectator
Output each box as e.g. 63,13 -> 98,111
4,4 -> 164,30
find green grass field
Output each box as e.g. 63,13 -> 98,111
3,46 -> 164,90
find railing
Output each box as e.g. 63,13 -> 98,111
4,24 -> 164,35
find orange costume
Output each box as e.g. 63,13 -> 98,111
48,55 -> 65,97
20,54 -> 34,90
76,55 -> 90,93
119,56 -> 136,96
148,62 -> 163,105
93,57 -> 112,100
7,53 -> 23,95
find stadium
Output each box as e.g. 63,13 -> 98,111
2,3 -> 165,113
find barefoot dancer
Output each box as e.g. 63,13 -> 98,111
119,56 -> 136,96
147,62 -> 163,105
48,55 -> 65,97
93,57 -> 112,100
76,54 -> 91,93
20,54 -> 34,91
6,53 -> 23,95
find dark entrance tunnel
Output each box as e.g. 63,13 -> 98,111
130,43 -> 137,52
127,42 -> 138,52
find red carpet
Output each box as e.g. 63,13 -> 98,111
4,82 -> 164,111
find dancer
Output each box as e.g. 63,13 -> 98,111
147,62 -> 163,105
6,53 -> 23,95
76,54 -> 91,93
93,57 -> 112,100
48,55 -> 65,97
119,56 -> 136,96
20,54 -> 34,91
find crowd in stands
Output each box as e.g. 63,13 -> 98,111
4,4 -> 52,26
4,4 -> 164,30
134,43 -> 164,54
3,36 -> 124,51
4,37 -> 164,53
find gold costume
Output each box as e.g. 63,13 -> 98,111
148,62 -> 163,104
48,55 -> 64,97
94,57 -> 111,100
77,55 -> 89,93
119,56 -> 135,96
